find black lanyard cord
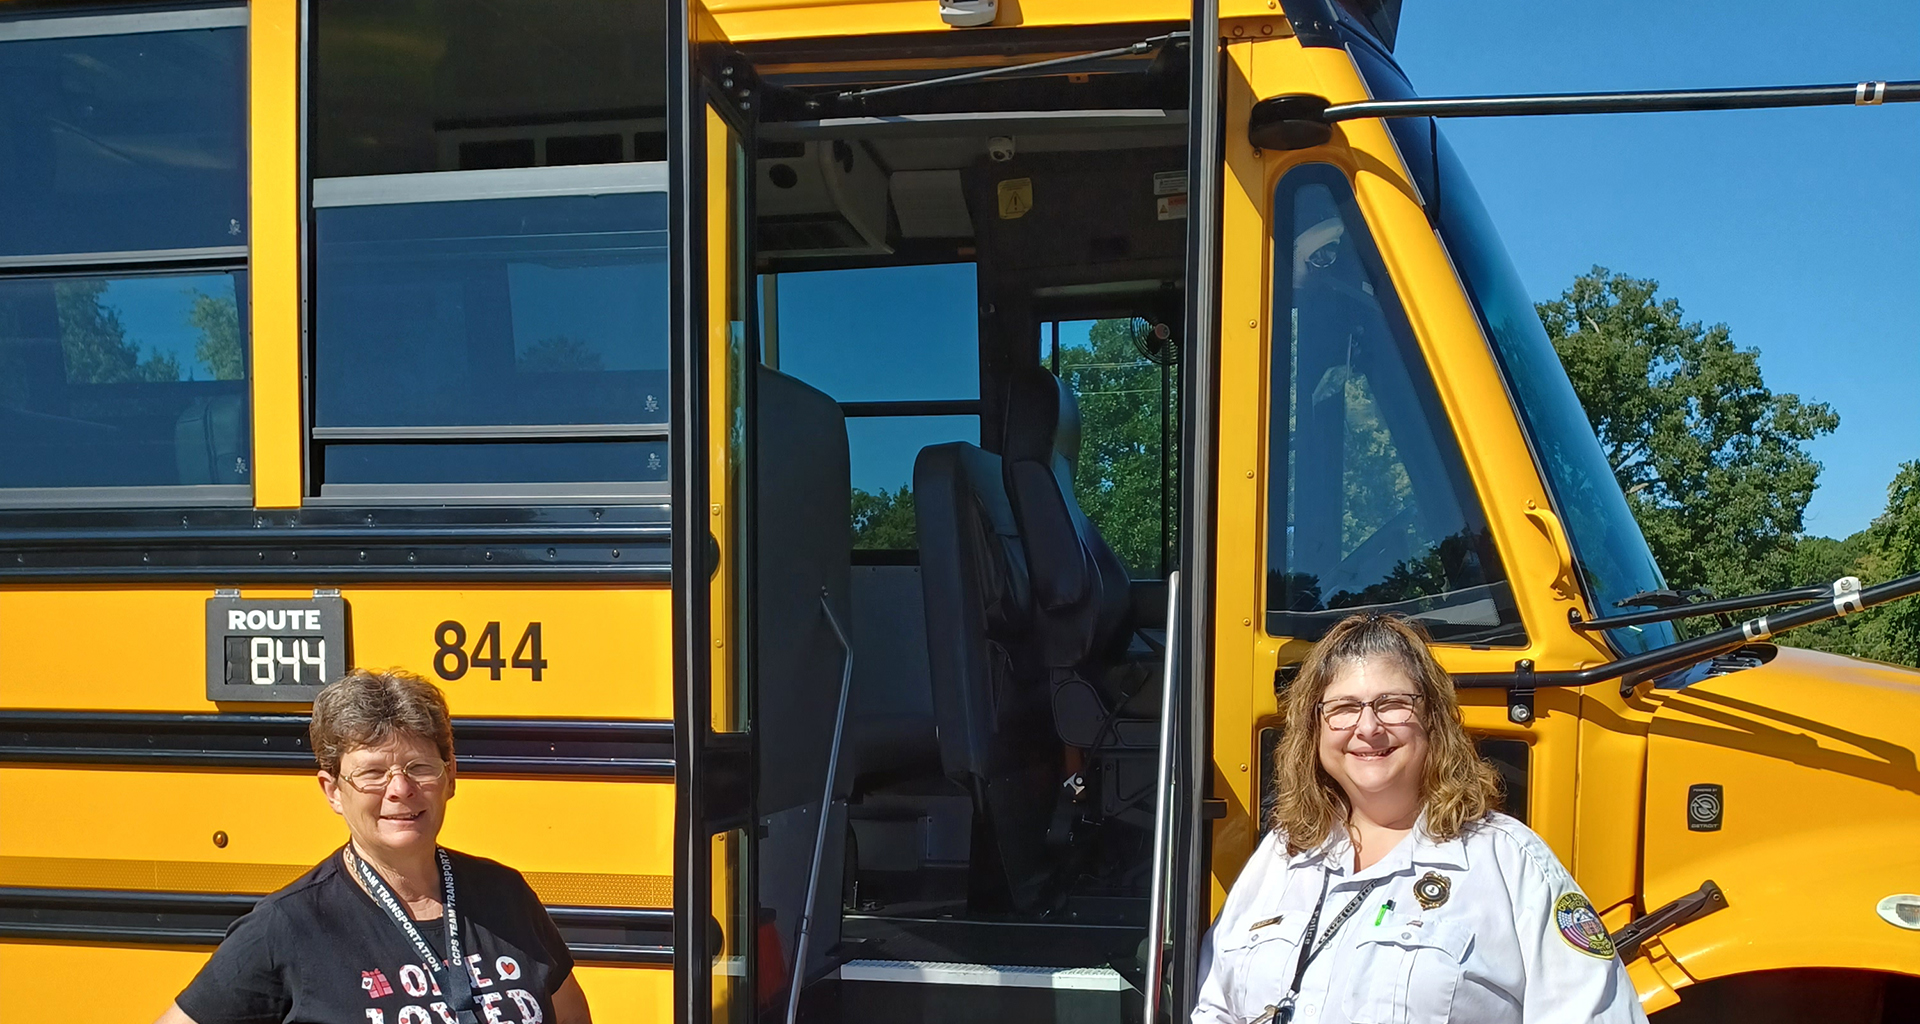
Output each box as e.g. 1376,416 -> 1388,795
348,844 -> 479,1024
1275,872 -> 1383,1024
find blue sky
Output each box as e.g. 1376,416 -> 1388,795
1392,0 -> 1920,538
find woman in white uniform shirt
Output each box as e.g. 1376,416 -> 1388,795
1193,614 -> 1646,1024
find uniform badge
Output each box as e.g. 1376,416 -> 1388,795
1554,892 -> 1616,959
1413,871 -> 1451,910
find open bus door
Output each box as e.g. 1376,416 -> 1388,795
672,6 -> 858,1022
673,5 -> 1229,1021
670,3 -> 773,1023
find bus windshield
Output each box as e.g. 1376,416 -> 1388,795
1426,130 -> 1678,653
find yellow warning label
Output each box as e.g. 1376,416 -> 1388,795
997,177 -> 1033,220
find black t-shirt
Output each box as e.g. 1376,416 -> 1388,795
177,847 -> 574,1024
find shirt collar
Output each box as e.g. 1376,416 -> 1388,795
1285,810 -> 1471,877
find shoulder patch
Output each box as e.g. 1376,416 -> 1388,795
1553,892 -> 1616,960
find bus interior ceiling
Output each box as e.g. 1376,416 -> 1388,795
745,38 -> 1190,986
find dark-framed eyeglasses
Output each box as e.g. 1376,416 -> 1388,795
1317,693 -> 1424,731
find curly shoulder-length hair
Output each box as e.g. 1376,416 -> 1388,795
1271,613 -> 1500,855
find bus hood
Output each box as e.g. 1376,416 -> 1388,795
1638,645 -> 1920,992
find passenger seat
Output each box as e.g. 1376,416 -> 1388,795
1001,366 -> 1157,753
912,440 -> 1058,909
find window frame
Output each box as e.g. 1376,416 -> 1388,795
1037,312 -> 1182,580
303,162 -> 674,504
1261,161 -> 1525,646
759,263 -> 985,558
0,4 -> 252,509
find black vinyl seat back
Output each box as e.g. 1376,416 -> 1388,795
752,366 -> 854,989
913,440 -> 1056,907
1001,367 -> 1134,671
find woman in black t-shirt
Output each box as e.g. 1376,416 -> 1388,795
155,670 -> 592,1024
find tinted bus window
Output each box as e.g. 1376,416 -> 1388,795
309,0 -> 671,498
767,263 -> 981,551
0,270 -> 249,494
312,0 -> 668,177
311,174 -> 669,496
0,14 -> 246,258
1265,164 -> 1523,645
313,184 -> 670,431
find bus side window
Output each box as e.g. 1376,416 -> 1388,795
1264,164 -> 1525,647
762,263 -> 981,555
0,10 -> 251,503
1039,318 -> 1179,580
307,0 -> 672,500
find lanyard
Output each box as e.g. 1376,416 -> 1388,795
348,845 -> 479,1024
1269,870 -> 1383,1024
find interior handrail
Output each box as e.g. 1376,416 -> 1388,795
784,590 -> 855,1024
1143,568 -> 1182,1023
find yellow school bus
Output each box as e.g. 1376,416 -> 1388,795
1,1 -> 1915,1022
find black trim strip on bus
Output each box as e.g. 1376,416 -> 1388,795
0,887 -> 672,964
0,506 -> 672,583
0,712 -> 675,778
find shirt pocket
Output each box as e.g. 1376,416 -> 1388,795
1221,915 -> 1311,1022
1340,917 -> 1473,1024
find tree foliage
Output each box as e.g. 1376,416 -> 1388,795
847,318 -> 1176,575
1538,268 -> 1838,598
56,279 -> 179,384
187,289 -> 244,380
851,485 -> 917,550
1056,319 -> 1176,575
1544,267 -> 1915,666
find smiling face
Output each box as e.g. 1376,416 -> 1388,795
318,733 -> 453,862
1315,655 -> 1430,816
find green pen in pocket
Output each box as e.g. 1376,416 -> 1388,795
1373,899 -> 1395,926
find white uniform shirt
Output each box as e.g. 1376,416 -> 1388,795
1192,812 -> 1646,1024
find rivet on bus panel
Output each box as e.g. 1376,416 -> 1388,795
212,832 -> 228,849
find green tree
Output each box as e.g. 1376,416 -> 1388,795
1787,463 -> 1920,666
56,280 -> 179,384
1538,268 -> 1838,598
845,319 -> 1177,572
851,485 -> 917,550
1057,319 -> 1177,575
187,289 -> 244,380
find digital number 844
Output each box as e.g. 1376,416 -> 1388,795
434,621 -> 546,681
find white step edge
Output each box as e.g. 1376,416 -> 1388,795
836,959 -> 1129,992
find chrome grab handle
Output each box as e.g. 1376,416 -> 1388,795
785,590 -> 854,1024
1143,569 -> 1182,1023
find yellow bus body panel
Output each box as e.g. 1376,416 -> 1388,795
0,586 -> 673,718
1637,647 -> 1920,989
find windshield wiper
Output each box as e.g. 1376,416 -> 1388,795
1454,571 -> 1920,724
1570,583 -> 1832,632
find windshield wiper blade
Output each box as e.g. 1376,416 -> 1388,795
1454,571 -> 1920,721
1572,583 -> 1830,631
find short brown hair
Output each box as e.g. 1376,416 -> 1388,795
1270,613 -> 1500,855
309,668 -> 455,777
